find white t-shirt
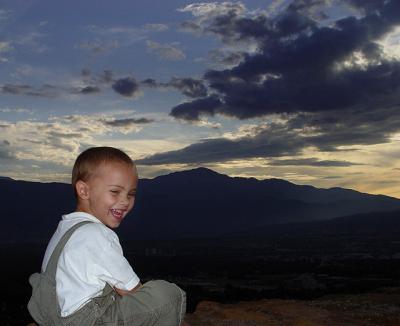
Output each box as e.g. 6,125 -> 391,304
42,212 -> 140,317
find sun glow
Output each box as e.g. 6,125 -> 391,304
379,26 -> 400,60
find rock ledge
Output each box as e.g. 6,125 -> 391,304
186,287 -> 400,326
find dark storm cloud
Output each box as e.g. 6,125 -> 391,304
181,1 -> 323,44
112,77 -> 140,97
171,0 -> 400,121
273,10 -> 316,36
289,106 -> 400,150
169,77 -> 207,98
138,122 -> 306,165
170,95 -> 222,121
140,105 -> 400,165
206,10 -> 271,43
141,78 -> 158,87
101,117 -> 154,127
141,77 -> 207,98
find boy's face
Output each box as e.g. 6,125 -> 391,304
77,161 -> 138,228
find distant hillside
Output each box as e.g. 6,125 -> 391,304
125,168 -> 400,239
0,180 -> 75,244
0,176 -> 13,181
1,167 -> 400,243
224,209 -> 400,239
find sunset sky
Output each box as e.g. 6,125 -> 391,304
1,0 -> 400,197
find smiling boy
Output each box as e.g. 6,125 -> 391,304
73,157 -> 137,229
29,147 -> 187,325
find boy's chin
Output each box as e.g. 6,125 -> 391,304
100,218 -> 122,229
107,221 -> 122,229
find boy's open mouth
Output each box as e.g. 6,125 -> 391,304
110,208 -> 126,220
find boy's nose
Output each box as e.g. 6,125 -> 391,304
120,195 -> 130,207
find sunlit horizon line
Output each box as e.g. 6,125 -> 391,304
2,166 -> 400,200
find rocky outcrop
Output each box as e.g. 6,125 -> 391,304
186,287 -> 400,325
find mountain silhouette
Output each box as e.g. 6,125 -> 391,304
0,176 -> 13,181
1,168 -> 400,243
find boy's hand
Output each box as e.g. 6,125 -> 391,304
114,282 -> 142,296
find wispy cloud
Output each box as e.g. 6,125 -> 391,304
1,70 -> 143,99
101,117 -> 154,126
178,2 -> 247,19
1,84 -> 60,98
146,40 -> 186,61
142,23 -> 169,32
269,158 -> 363,167
0,111 -> 154,166
80,69 -> 113,85
0,107 -> 32,114
79,23 -> 169,55
0,139 -> 15,160
0,9 -> 10,22
100,117 -> 154,133
78,39 -> 119,54
0,41 -> 13,62
208,49 -> 246,67
1,83 -> 102,98
15,31 -> 49,53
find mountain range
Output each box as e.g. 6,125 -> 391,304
1,167 -> 400,244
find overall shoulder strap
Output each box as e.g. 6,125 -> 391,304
45,221 -> 93,279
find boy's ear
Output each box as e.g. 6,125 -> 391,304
76,180 -> 90,200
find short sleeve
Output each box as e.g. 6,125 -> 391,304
63,223 -> 140,291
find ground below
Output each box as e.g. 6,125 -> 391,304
186,287 -> 400,326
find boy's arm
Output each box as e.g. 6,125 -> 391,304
114,282 -> 143,296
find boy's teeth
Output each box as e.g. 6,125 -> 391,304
111,209 -> 124,216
